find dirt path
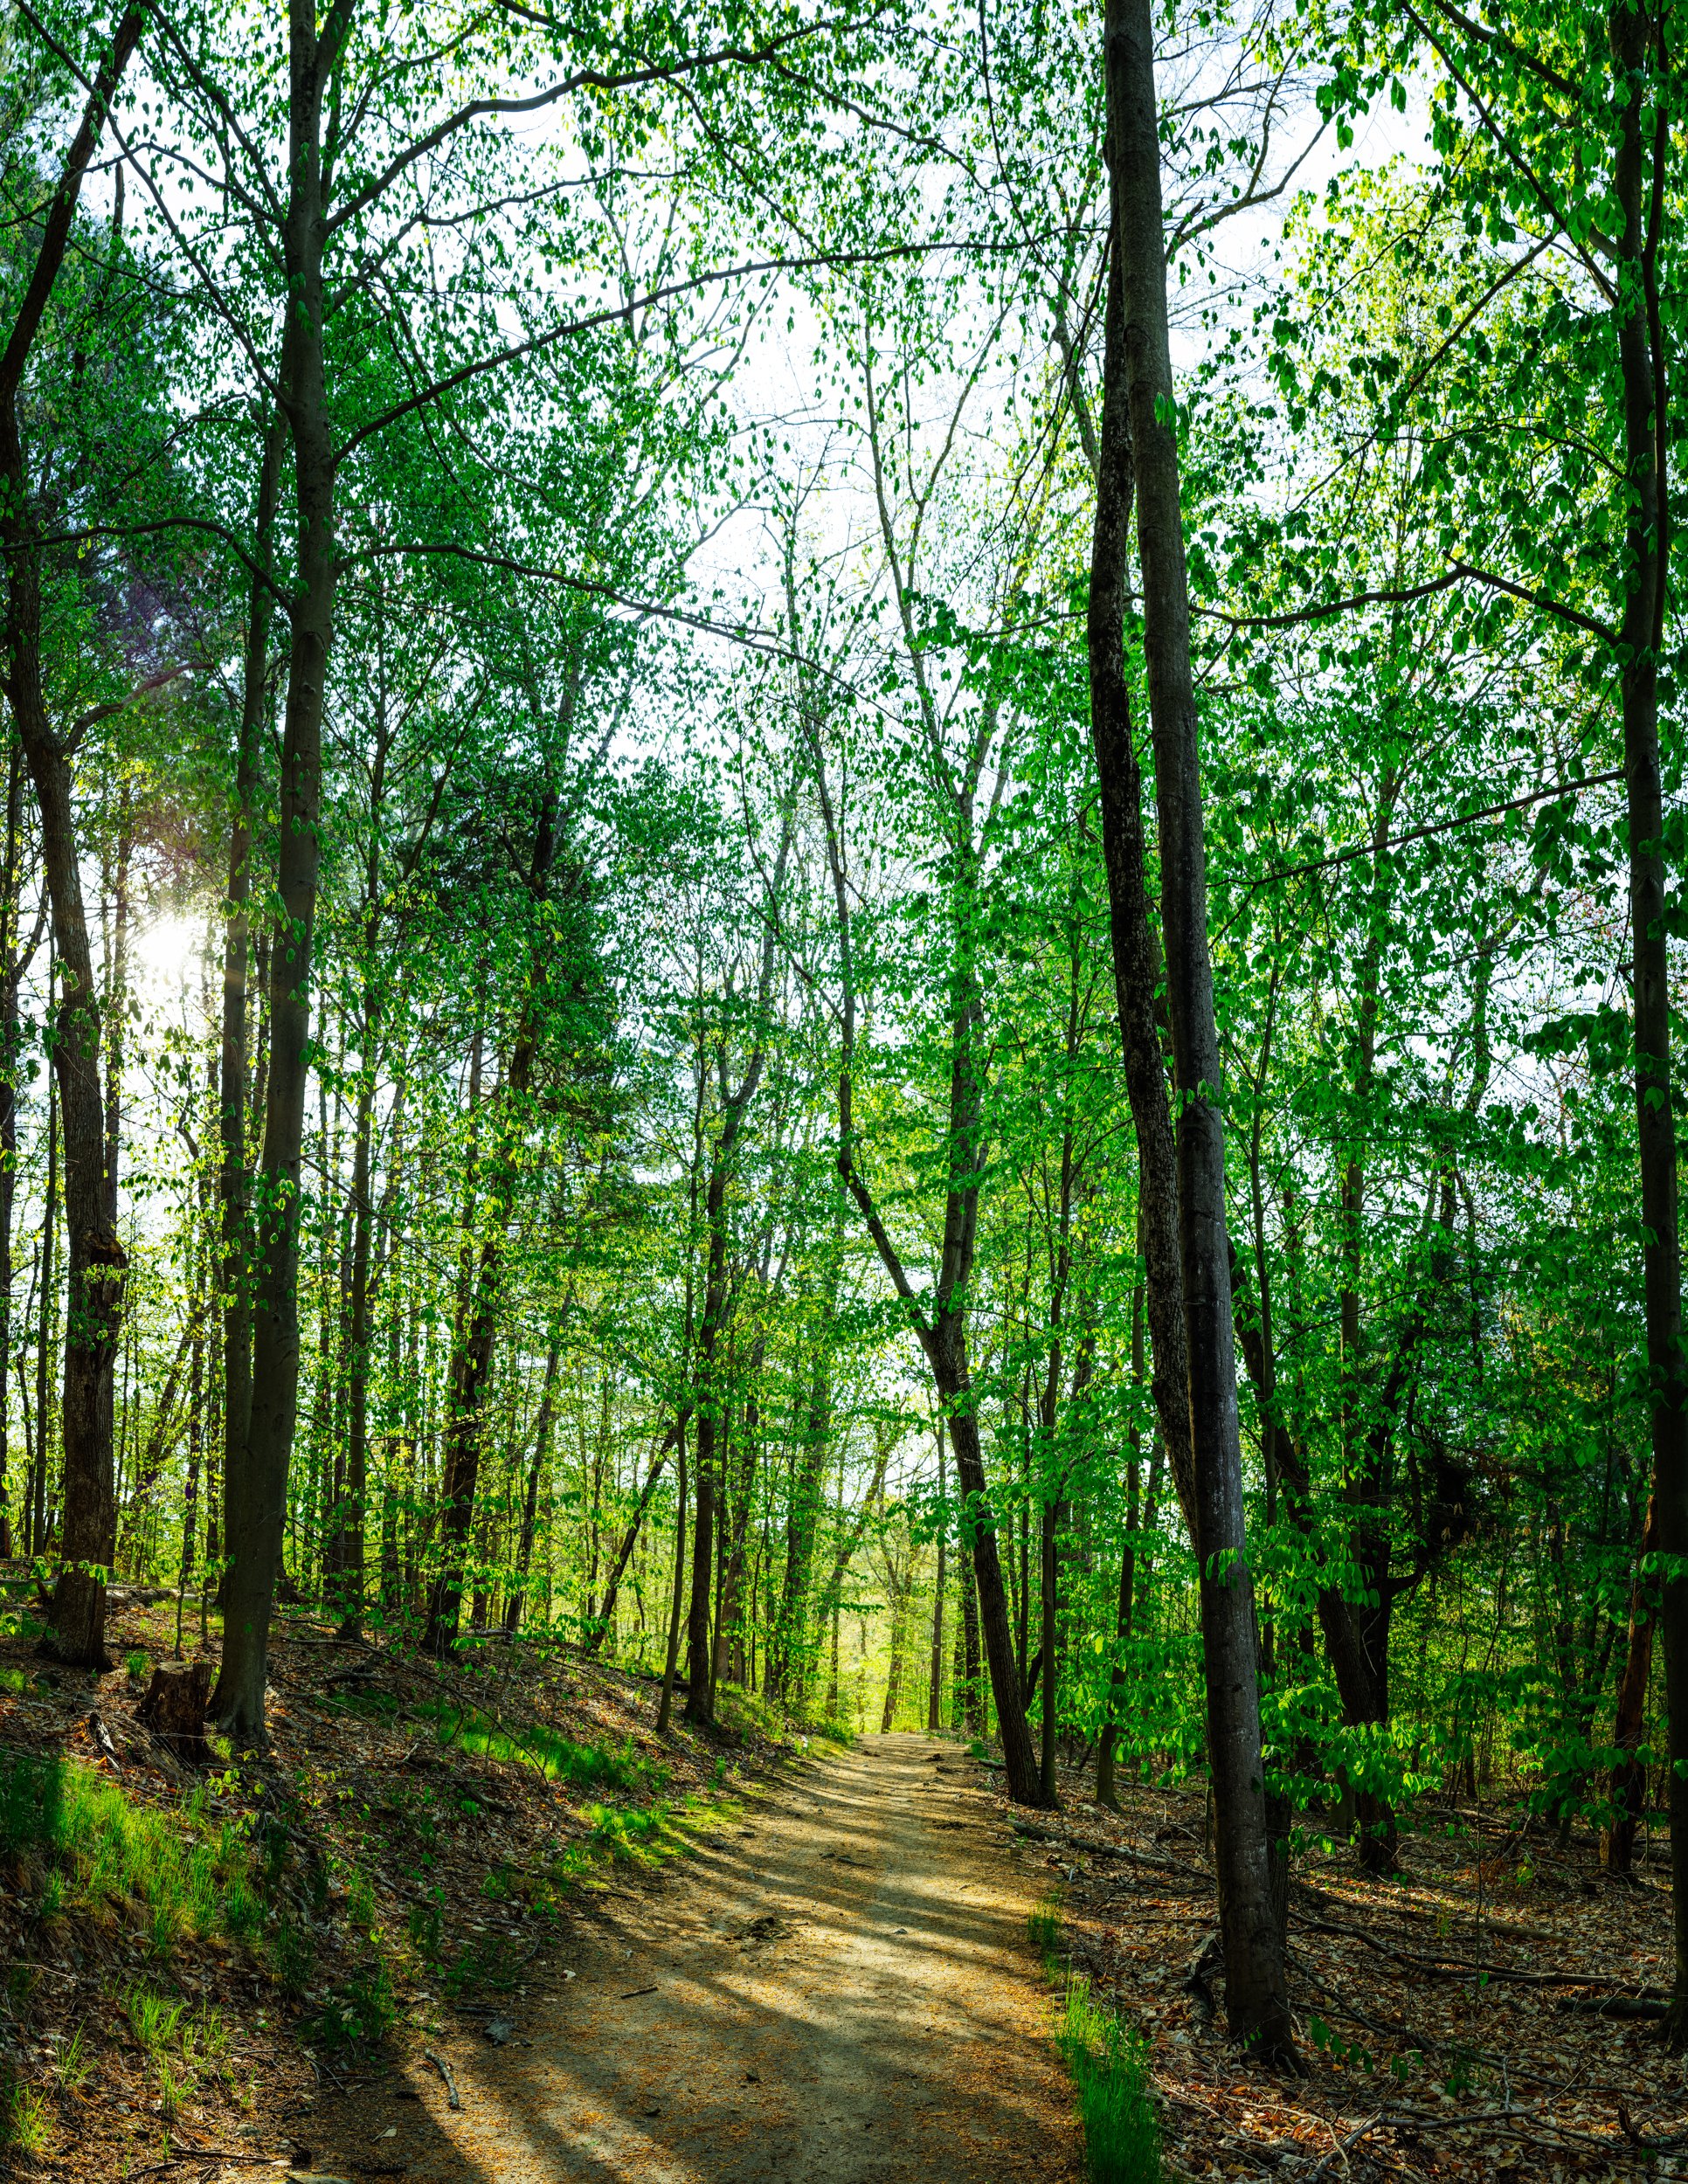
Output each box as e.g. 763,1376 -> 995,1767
309,1732 -> 1081,2183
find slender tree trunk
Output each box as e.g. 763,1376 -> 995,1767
1081,208 -> 1197,1548
1103,0 -> 1293,2056
1607,1496 -> 1659,1875
424,810 -> 564,1660
656,1431 -> 688,1734
880,1552 -> 909,1732
928,1418 -> 947,1731
0,13 -> 142,1666
336,1054 -> 375,1635
212,0 -> 352,1731
1098,1268 -> 1155,1807
505,1333 -> 564,1635
1607,0 -> 1688,2040
31,1032 -> 57,1561
0,742 -> 28,1563
961,1531 -> 981,1734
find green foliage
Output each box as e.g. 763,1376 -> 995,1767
312,1960 -> 397,2051
1027,1895 -> 1062,1959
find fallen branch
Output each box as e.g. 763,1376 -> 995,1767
425,2046 -> 462,2109
1556,1994 -> 1669,2020
1304,2108 -> 1383,2178
1290,1909 -> 1645,1991
1619,2099 -> 1688,2152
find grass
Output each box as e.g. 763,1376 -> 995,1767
51,2023 -> 91,2092
126,1987 -> 186,2054
1028,1892 -> 1062,1957
1056,1976 -> 1162,2184
0,1748 -> 255,1959
1,2078 -> 48,2152
417,1700 -> 662,1794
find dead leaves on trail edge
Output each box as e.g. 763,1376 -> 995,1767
0,1600 -> 771,2179
1009,1765 -> 1688,2181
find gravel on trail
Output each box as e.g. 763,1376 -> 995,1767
310,1731 -> 1082,2183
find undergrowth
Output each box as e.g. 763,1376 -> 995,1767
1056,1977 -> 1162,2184
0,1749 -> 258,1953
1032,1893 -> 1160,2184
418,1699 -> 661,1794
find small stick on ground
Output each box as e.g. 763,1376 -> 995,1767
425,2047 -> 463,2109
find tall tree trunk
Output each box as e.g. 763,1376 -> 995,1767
655,1429 -> 688,1734
505,1331 -> 564,1635
1098,1267 -> 1157,1807
1608,0 -> 1688,2041
0,737 -> 32,1562
927,1418 -> 947,1731
0,9 -> 142,1666
424,802 -> 565,1659
31,1024 -> 57,1560
211,0 -> 353,1733
880,1548 -> 910,1732
336,1056 -> 375,1635
683,816 -> 792,1724
1080,205 -> 1198,1548
1103,0 -> 1293,2056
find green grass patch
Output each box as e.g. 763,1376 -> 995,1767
417,1700 -> 662,1794
0,2076 -> 48,2152
0,1747 -> 250,1957
1028,1892 -> 1062,1957
1057,1976 -> 1161,2184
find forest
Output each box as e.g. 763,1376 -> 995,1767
0,0 -> 1685,2147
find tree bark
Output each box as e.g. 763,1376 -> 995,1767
0,738 -> 36,1561
423,801 -> 564,1659
927,1418 -> 947,1731
212,0 -> 348,1737
1607,0 -> 1688,2041
1606,1496 -> 1658,1876
506,1332 -> 565,1636
0,7 -> 143,1668
1103,0 -> 1294,2056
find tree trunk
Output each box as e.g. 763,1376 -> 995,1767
1098,1271 -> 1160,1807
29,1034 -> 56,1559
1607,0 -> 1688,2042
505,1333 -> 564,1636
218,416 -> 278,1617
1607,1496 -> 1659,1875
0,739 -> 32,1563
655,1430 -> 688,1734
212,1 -> 343,1735
336,1054 -> 375,1635
0,10 -> 142,1668
927,1418 -> 947,1731
880,1552 -> 909,1732
1104,0 -> 1293,2057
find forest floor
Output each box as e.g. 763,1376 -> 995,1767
1046,1768 -> 1688,2179
0,1588 -> 1684,2182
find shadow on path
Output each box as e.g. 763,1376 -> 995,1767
307,1732 -> 1080,2183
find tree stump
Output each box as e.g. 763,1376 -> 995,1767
136,1661 -> 213,1764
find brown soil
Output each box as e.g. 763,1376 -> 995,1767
307,1732 -> 1083,2183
